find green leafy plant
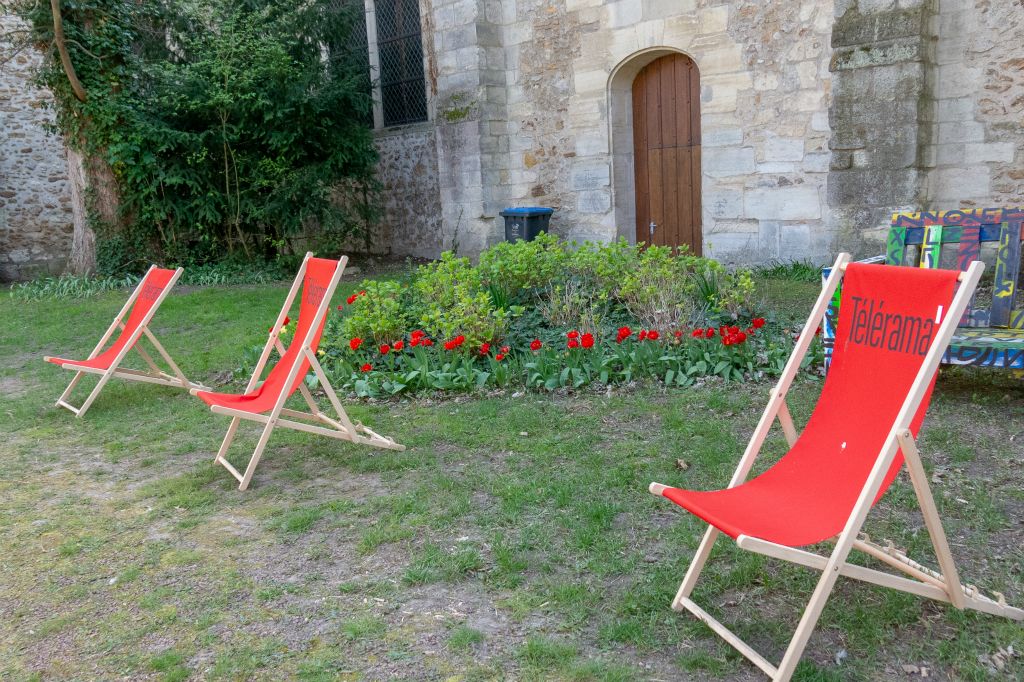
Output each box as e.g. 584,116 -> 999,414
477,233 -> 569,305
341,280 -> 412,344
617,246 -> 700,331
14,0 -> 378,272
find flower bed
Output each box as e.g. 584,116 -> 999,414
267,236 -> 822,396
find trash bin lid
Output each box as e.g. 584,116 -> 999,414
499,207 -> 554,216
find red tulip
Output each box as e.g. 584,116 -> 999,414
379,344 -> 390,355
360,363 -> 372,372
393,340 -> 404,351
752,317 -> 766,329
567,339 -> 580,349
530,339 -> 542,351
349,338 -> 363,351
647,330 -> 660,341
581,333 -> 595,348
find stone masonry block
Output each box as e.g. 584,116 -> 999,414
703,128 -> 744,147
699,5 -> 729,33
577,190 -> 612,214
744,186 -> 822,221
930,167 -> 991,200
571,163 -> 611,190
705,190 -> 743,219
703,147 -> 756,177
643,0 -> 695,21
608,0 -> 642,28
764,135 -> 806,162
963,142 -> 1016,165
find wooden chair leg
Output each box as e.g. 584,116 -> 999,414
75,370 -> 116,418
215,416 -> 241,463
57,371 -> 85,405
238,419 -> 276,491
673,526 -> 721,610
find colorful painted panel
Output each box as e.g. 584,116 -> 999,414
824,209 -> 1024,372
944,328 -> 1024,369
991,220 -> 1023,327
920,224 -> 943,269
886,225 -> 907,266
955,225 -> 981,325
891,207 -> 1024,228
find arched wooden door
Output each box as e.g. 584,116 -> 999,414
632,53 -> 702,254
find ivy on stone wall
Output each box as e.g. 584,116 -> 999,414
11,0 -> 379,272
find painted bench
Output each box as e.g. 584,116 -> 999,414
823,208 -> 1024,371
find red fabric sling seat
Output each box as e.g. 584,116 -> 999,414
659,264 -> 960,547
194,257 -> 338,415
46,267 -> 178,371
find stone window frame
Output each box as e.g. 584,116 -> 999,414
364,0 -> 431,130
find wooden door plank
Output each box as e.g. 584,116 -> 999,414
691,145 -> 702,255
663,146 -> 680,249
675,54 -> 691,146
689,60 -> 701,146
661,55 -> 678,149
633,76 -> 650,245
648,148 -> 664,247
645,60 -> 662,150
676,145 -> 691,254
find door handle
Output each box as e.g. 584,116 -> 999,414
649,221 -> 656,240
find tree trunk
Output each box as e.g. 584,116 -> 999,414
65,145 -> 95,274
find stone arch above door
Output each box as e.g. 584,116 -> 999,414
608,48 -> 703,255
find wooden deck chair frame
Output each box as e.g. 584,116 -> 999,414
649,253 -> 1023,682
196,252 -> 404,491
44,265 -> 206,418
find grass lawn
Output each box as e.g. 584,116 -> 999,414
1,275 -> 1021,681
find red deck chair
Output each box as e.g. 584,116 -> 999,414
44,265 -> 205,417
193,253 -> 403,490
649,254 -> 1022,681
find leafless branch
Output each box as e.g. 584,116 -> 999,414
50,0 -> 87,101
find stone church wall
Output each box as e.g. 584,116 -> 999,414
0,13 -> 74,281
496,0 -> 837,265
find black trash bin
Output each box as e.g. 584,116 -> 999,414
499,207 -> 554,243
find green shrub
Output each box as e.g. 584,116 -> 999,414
566,238 -> 639,299
538,277 -> 607,334
411,252 -> 507,346
617,246 -> 702,331
413,252 -> 482,311
477,233 -> 569,304
418,287 -> 508,348
690,264 -> 756,318
341,280 -> 411,344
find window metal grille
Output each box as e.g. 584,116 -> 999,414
375,0 -> 428,126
